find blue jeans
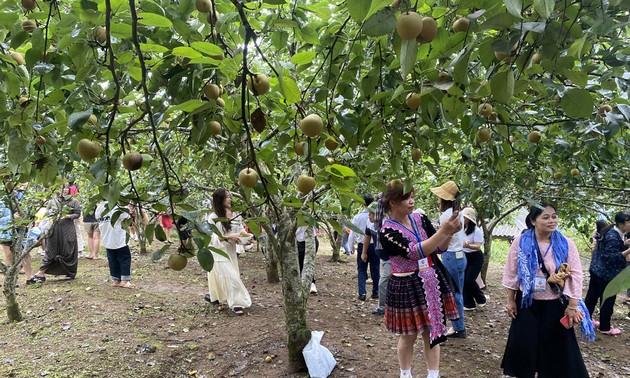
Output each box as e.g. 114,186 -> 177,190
442,251 -> 467,331
357,243 -> 380,297
107,245 -> 132,281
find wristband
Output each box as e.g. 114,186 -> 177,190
566,306 -> 578,311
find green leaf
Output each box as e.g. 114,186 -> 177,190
567,36 -> 587,59
208,246 -> 230,260
8,134 -> 29,166
366,0 -> 392,20
504,0 -> 523,18
138,12 -> 173,28
348,0 -> 370,23
36,157 -> 58,187
190,41 -> 223,57
298,26 -> 320,45
172,46 -> 203,59
166,100 -> 206,113
155,225 -> 167,242
278,75 -> 300,104
343,219 -> 365,235
197,247 -> 215,272
363,7 -> 396,37
68,109 -> 93,131
562,69 -> 588,88
0,13 -> 19,27
139,43 -> 169,53
560,88 -> 593,118
603,266 -> 630,300
491,69 -> 515,104
291,51 -> 317,66
400,39 -> 418,78
325,164 -> 356,178
533,0 -> 554,19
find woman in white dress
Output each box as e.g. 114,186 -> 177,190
205,188 -> 251,315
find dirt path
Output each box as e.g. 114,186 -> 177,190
1,244 -> 628,377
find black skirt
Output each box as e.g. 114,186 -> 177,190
501,292 -> 589,378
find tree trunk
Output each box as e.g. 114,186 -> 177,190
137,209 -> 148,254
481,237 -> 493,283
261,229 -> 279,283
2,264 -> 23,322
330,232 -> 342,262
321,222 -> 342,262
274,211 -> 310,372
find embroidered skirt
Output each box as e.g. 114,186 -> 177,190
501,293 -> 589,378
385,270 -> 458,337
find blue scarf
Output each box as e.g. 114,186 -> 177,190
517,228 -> 595,341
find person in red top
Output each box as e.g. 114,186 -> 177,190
377,179 -> 461,378
159,212 -> 174,243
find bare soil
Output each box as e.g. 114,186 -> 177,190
1,243 -> 628,378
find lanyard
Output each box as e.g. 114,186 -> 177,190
389,215 -> 422,243
534,234 -> 553,271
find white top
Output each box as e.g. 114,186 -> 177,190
95,201 -> 130,250
348,210 -> 372,252
296,226 -> 317,242
439,207 -> 465,252
463,227 -> 484,253
207,212 -> 244,262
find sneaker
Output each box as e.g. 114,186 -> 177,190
464,306 -> 475,311
358,294 -> 366,301
309,283 -> 318,295
400,373 -> 412,378
370,293 -> 379,300
600,328 -> 621,336
446,329 -> 467,339
372,308 -> 385,315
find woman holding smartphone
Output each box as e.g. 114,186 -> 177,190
431,180 -> 467,339
501,203 -> 592,378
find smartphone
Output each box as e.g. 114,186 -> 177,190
452,199 -> 461,214
559,314 -> 571,329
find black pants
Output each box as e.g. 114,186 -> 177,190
463,251 -> 486,308
584,272 -> 616,331
297,238 -> 318,283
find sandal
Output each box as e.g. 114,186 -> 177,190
26,276 -> 46,285
591,319 -> 600,327
600,328 -> 621,336
111,281 -> 121,287
118,281 -> 135,289
232,307 -> 244,316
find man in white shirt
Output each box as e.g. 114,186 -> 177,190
96,201 -> 133,288
348,194 -> 379,301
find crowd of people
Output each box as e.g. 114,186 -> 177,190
341,180 -> 629,378
1,180 -> 629,378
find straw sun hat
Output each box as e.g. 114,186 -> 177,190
461,207 -> 477,223
430,180 -> 459,201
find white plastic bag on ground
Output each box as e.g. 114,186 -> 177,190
302,330 -> 336,378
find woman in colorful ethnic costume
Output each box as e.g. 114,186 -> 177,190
378,180 -> 462,378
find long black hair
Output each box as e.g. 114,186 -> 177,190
212,188 -> 231,232
464,218 -> 476,235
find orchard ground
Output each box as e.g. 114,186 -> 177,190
1,241 -> 628,378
